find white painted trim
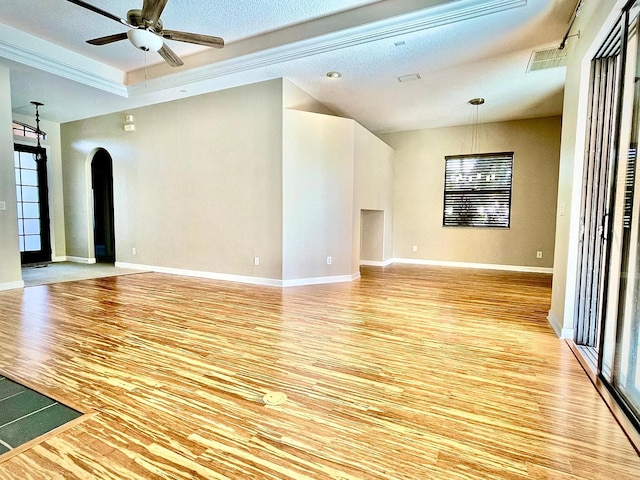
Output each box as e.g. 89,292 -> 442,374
391,258 -> 554,274
115,262 -> 281,286
0,24 -> 127,96
116,262 -> 361,287
547,310 -> 564,338
66,256 -> 96,264
360,259 -> 394,267
560,326 -> 575,340
52,256 -> 67,263
0,281 -> 25,291
281,273 -> 361,287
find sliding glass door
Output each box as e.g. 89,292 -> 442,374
578,0 -> 640,431
600,1 -> 640,422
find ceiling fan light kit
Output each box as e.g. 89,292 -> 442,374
128,29 -> 163,52
66,0 -> 225,67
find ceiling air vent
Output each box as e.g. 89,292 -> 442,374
527,47 -> 568,72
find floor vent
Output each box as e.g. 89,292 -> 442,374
527,47 -> 568,72
263,391 -> 287,406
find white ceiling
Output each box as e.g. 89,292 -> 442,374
0,0 -> 576,133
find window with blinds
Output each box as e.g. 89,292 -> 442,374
443,152 -> 513,228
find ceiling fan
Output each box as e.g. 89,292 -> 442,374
66,0 -> 224,67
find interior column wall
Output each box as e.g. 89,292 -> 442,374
0,66 -> 23,289
282,109 -> 355,282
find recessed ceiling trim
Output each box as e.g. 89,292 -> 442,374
0,24 -> 127,97
127,0 -> 527,96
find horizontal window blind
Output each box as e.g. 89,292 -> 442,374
443,152 -> 513,228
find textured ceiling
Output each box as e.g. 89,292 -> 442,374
0,0 -> 577,133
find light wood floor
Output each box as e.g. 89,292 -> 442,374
0,265 -> 638,479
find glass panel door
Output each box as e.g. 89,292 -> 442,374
601,2 -> 640,427
14,144 -> 51,265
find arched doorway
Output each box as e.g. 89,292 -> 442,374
91,149 -> 115,263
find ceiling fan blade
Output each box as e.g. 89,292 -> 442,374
158,43 -> 184,67
66,0 -> 129,27
87,32 -> 129,46
161,30 -> 224,48
141,0 -> 169,27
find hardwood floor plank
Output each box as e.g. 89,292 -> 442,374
0,265 -> 638,479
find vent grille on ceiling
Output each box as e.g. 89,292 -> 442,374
527,47 -> 568,72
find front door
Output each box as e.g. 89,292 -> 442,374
14,144 -> 51,265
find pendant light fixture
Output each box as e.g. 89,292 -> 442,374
31,101 -> 45,162
468,97 -> 485,154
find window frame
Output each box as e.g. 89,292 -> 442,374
12,121 -> 46,140
442,152 -> 514,229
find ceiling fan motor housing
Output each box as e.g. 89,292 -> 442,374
127,9 -> 163,31
66,0 -> 224,67
127,28 -> 163,52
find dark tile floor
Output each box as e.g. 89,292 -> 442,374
0,376 -> 81,455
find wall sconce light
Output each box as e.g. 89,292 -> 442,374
124,114 -> 135,132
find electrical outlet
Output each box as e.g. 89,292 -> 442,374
254,256 -> 260,266
0,201 -> 5,211
536,251 -> 543,259
412,245 -> 418,252
132,247 -> 137,255
327,256 -> 332,265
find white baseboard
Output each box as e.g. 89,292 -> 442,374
560,327 -> 575,340
52,256 -> 67,262
391,258 -> 553,274
66,256 -> 96,264
547,310 -> 574,339
547,310 -> 562,338
360,259 -> 394,267
0,280 -> 25,291
115,262 -> 360,288
282,272 -> 360,287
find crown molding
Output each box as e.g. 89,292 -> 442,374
0,23 -> 127,97
128,0 -> 526,96
0,0 -> 525,102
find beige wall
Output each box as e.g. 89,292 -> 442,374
60,78 -> 393,285
0,66 -> 22,289
360,210 -> 384,262
282,109 -> 355,280
354,123 -> 395,268
283,79 -> 336,116
61,79 -> 285,279
549,0 -> 625,337
382,116 -> 561,268
281,108 -> 395,280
